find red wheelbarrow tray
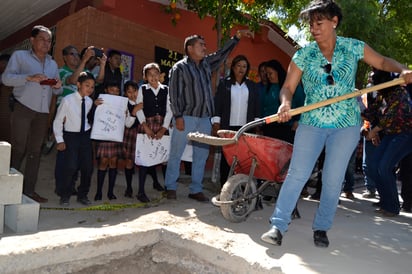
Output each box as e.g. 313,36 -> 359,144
218,130 -> 293,183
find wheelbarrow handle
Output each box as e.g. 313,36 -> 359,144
188,78 -> 405,146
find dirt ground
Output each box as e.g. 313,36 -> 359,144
1,148 -> 412,274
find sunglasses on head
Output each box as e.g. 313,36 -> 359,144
322,63 -> 334,85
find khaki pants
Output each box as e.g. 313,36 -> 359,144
10,101 -> 49,195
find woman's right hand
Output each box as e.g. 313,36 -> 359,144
277,103 -> 292,123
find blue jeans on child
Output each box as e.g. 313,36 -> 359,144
165,116 -> 211,194
269,124 -> 360,234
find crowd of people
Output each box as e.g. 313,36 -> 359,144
0,0 -> 411,249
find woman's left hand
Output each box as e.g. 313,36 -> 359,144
400,69 -> 412,84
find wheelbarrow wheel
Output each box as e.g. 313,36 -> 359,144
220,174 -> 257,223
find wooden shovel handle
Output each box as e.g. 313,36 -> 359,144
265,77 -> 405,124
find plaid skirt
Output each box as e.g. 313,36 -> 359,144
137,115 -> 169,134
123,126 -> 138,160
96,141 -> 123,159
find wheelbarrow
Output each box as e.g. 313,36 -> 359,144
211,130 -> 294,222
187,78 -> 404,222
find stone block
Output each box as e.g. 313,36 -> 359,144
0,204 -> 4,234
0,168 -> 23,205
4,194 -> 40,233
0,142 -> 11,175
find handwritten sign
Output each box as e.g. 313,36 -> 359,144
91,94 -> 128,142
135,134 -> 170,166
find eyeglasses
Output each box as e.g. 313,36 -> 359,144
67,52 -> 80,57
323,63 -> 335,85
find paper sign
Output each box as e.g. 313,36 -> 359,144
91,94 -> 128,142
135,134 -> 170,166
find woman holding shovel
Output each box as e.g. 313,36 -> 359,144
261,0 -> 412,248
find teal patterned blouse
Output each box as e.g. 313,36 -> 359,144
293,36 -> 365,128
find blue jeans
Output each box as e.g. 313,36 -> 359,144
165,116 -> 211,194
362,137 -> 376,192
270,124 -> 360,234
342,147 -> 357,192
368,132 -> 412,214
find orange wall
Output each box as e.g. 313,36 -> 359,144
102,0 -> 292,70
2,0 -> 293,82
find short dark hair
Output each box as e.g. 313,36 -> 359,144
300,0 -> 343,28
229,55 -> 250,84
107,49 -> 121,58
78,72 -> 95,83
104,80 -> 121,90
31,25 -> 52,38
62,45 -> 77,56
184,34 -> 204,55
124,80 -> 139,92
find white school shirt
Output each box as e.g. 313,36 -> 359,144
53,91 -> 93,143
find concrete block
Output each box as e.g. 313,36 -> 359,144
0,141 -> 11,175
0,168 -> 23,205
0,204 -> 4,234
4,194 -> 40,233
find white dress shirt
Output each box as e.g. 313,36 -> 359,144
53,91 -> 93,143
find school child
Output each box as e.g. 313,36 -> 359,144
135,63 -> 172,202
53,72 -> 95,206
91,81 -> 123,201
123,80 -> 165,199
123,81 -> 141,197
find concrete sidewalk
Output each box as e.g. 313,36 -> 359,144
1,150 -> 411,273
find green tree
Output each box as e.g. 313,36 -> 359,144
166,0 -> 276,47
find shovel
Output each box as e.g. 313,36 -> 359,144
187,78 -> 405,146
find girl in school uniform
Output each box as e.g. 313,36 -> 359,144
91,81 -> 123,201
135,63 -> 172,203
122,80 -> 164,198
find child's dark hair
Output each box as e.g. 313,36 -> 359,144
124,80 -> 139,93
107,49 -> 121,58
78,71 -> 95,83
104,80 -> 121,91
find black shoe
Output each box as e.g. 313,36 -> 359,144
261,227 -> 282,246
59,197 -> 70,207
188,192 -> 209,202
153,182 -> 165,191
94,192 -> 102,201
71,188 -> 78,196
107,193 -> 117,200
372,201 -> 381,207
313,230 -> 329,248
137,193 -> 151,203
309,192 -> 321,200
77,197 -> 91,206
124,188 -> 133,198
166,190 -> 177,200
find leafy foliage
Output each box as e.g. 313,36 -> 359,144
270,0 -> 412,87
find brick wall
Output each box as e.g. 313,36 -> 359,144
55,6 -> 182,82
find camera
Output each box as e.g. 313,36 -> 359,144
93,48 -> 104,58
